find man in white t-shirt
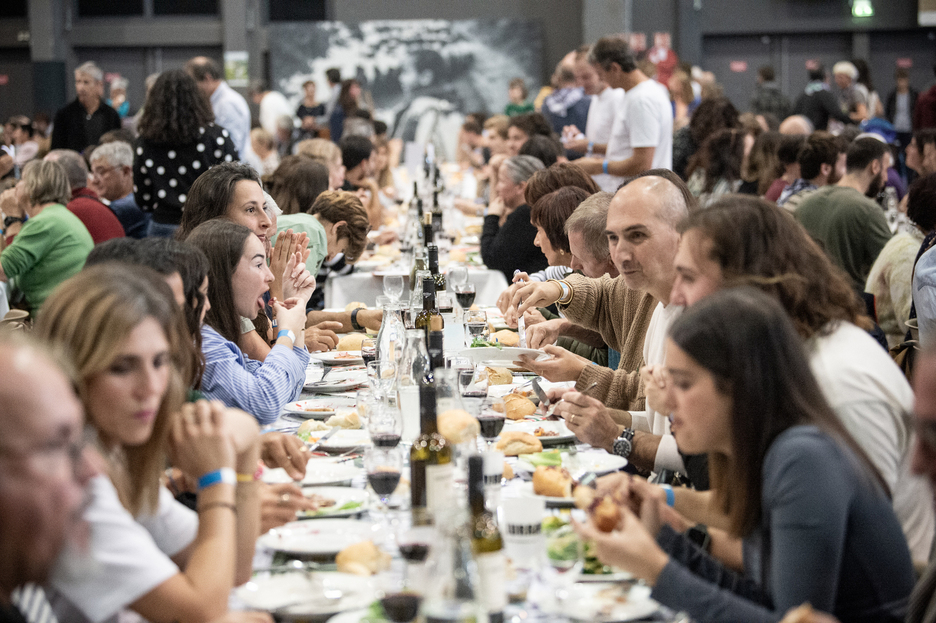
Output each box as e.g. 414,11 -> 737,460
250,80 -> 295,138
563,45 -> 627,192
575,36 -> 674,180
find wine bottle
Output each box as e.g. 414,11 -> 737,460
423,212 -> 434,248
431,190 -> 443,236
410,250 -> 427,292
427,330 -> 445,372
414,277 -> 443,338
410,372 -> 453,525
468,455 -> 507,623
428,244 -> 447,293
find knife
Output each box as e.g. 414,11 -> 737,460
532,377 -> 549,412
517,298 -> 527,348
306,427 -> 340,453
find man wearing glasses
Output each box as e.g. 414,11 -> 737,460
0,335 -> 97,622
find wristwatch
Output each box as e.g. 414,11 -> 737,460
350,307 -> 364,332
3,216 -> 25,229
612,428 -> 635,459
685,523 -> 712,552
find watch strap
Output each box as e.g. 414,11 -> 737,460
350,307 -> 364,331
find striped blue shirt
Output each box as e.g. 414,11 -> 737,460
200,324 -> 309,424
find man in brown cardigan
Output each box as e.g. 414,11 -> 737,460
512,170 -> 695,476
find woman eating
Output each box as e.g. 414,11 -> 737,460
186,219 -> 310,425
577,287 -> 915,622
37,264 -> 262,623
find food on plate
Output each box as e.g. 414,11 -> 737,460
344,301 -> 367,312
437,409 -> 480,444
533,426 -> 559,437
449,248 -> 467,263
335,540 -> 392,576
495,431 -> 543,456
306,492 -> 337,509
297,419 -> 330,439
484,366 -> 513,385
503,462 -> 515,480
334,351 -> 360,359
518,449 -> 562,467
325,410 -> 361,429
490,329 -> 519,347
532,465 -> 573,498
542,516 -> 618,576
504,394 -> 537,420
464,223 -> 483,236
470,337 -> 503,349
337,333 -> 366,351
591,496 -> 622,532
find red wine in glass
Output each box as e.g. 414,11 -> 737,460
398,542 -> 430,563
381,592 -> 422,623
477,415 -> 506,440
455,290 -> 476,308
372,433 -> 402,448
361,348 -> 377,366
368,470 -> 401,496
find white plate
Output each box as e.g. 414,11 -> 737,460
317,429 -> 372,452
327,610 -> 371,623
305,371 -> 368,393
503,420 -> 576,445
459,346 -> 547,366
237,571 -> 376,616
310,350 -> 365,365
298,486 -> 369,519
262,458 -> 362,486
559,583 -> 658,622
283,398 -> 339,419
516,450 -> 627,476
258,518 -> 383,556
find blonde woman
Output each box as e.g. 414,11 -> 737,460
38,264 -> 262,623
295,137 -> 345,190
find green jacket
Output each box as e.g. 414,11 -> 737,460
274,213 -> 329,276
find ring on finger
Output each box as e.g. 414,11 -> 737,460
570,414 -> 577,425
279,493 -> 291,506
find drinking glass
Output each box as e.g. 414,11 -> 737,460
464,310 -> 488,346
477,396 -> 506,449
367,359 -> 397,400
365,447 -> 403,527
367,401 -> 403,448
436,293 -> 454,315
454,283 -> 476,310
447,264 -> 469,289
395,523 -> 435,588
384,275 -> 405,304
361,338 -> 377,366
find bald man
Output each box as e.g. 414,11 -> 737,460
510,170 -> 696,477
0,335 -> 97,620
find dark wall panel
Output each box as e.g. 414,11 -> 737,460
0,48 -> 33,120
702,35 -> 775,111
697,0 -> 918,34
869,30 -> 936,101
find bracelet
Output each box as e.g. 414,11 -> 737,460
660,484 -> 675,507
587,141 -> 594,154
197,467 -> 236,491
549,279 -> 574,306
277,329 -> 296,344
602,159 -> 609,175
198,501 -> 237,515
350,307 -> 364,331
237,472 -> 256,483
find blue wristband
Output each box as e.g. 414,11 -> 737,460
197,468 -> 236,491
602,159 -> 609,175
660,484 -> 675,507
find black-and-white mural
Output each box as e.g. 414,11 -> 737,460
269,19 -> 543,160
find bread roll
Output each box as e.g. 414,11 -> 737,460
592,496 -> 621,532
344,302 -> 367,312
449,248 -> 467,263
503,462 -> 515,480
491,329 -> 519,347
325,409 -> 361,429
438,409 -> 480,444
504,394 -> 536,420
337,333 -> 366,351
495,431 -> 542,456
532,465 -> 573,498
297,419 -> 329,437
485,366 -> 513,385
336,540 -> 391,576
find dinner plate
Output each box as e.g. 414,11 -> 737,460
503,420 -> 576,445
309,350 -> 365,366
559,583 -> 658,622
515,450 -> 627,476
459,346 -> 547,366
262,458 -> 362,486
313,429 -> 372,453
298,486 -> 369,519
304,369 -> 368,393
283,398 -> 339,419
237,571 -> 376,617
257,519 -> 383,556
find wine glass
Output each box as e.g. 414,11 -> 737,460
464,310 -> 488,346
447,264 -> 469,290
395,523 -> 435,589
365,447 -> 403,529
543,514 -> 585,600
477,396 -> 506,449
384,275 -> 405,304
361,338 -> 377,366
367,401 -> 403,448
367,359 -> 398,401
454,283 -> 476,310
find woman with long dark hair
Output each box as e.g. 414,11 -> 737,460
578,287 -> 915,622
328,78 -> 360,143
134,69 -> 238,237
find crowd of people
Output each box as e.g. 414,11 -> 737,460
3,32 -> 936,623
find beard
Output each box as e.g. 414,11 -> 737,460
866,174 -> 886,199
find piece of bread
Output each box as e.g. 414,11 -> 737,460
504,394 -> 537,420
592,496 -> 622,532
297,419 -> 329,436
438,409 -> 480,444
336,333 -> 366,351
325,409 -> 361,429
573,484 -> 596,510
491,329 -> 519,347
449,248 -> 467,263
344,302 -> 367,312
336,540 -> 392,576
495,431 -> 542,456
532,465 -> 573,498
503,462 -> 515,480
485,366 -> 513,385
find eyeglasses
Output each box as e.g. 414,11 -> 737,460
91,166 -> 118,179
0,424 -> 97,478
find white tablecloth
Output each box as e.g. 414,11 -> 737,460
324,267 -> 508,309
